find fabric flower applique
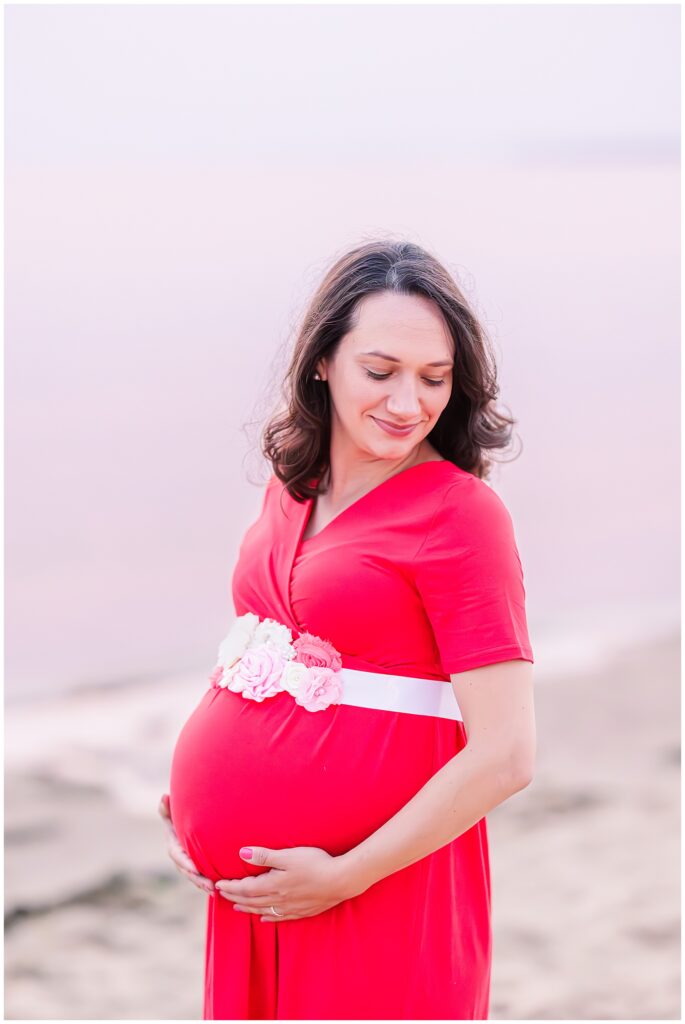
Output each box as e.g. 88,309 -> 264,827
209,613 -> 344,712
216,611 -> 261,671
226,646 -> 288,702
280,659 -> 311,699
293,631 -> 343,672
252,617 -> 297,661
294,666 -> 344,712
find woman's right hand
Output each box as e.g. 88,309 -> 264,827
158,793 -> 215,894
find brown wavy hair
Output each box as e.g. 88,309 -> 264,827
258,238 -> 520,502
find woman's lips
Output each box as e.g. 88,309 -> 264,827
372,416 -> 420,437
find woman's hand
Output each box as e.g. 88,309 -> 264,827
158,793 -> 215,895
215,844 -> 358,922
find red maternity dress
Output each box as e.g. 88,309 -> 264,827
169,459 -> 534,1020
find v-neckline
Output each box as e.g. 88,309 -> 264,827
298,458 -> 451,549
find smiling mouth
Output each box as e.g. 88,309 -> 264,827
372,417 -> 421,432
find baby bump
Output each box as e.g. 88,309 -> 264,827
168,684 -> 439,882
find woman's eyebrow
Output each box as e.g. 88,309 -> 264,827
358,349 -> 454,368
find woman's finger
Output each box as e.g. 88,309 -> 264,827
160,816 -> 197,871
167,842 -> 215,889
161,815 -> 179,845
216,893 -> 282,910
170,857 -> 214,892
163,828 -> 198,873
157,794 -> 214,890
178,865 -> 215,893
167,839 -> 207,877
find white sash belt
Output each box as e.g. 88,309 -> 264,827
210,612 -> 463,723
338,667 -> 462,722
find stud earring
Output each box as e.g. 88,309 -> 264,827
313,372 -> 325,381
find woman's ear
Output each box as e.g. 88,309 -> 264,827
314,360 -> 327,381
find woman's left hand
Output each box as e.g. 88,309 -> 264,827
214,845 -> 356,922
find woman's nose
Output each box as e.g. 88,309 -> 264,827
385,379 -> 422,418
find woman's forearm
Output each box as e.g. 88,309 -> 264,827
335,743 -> 530,898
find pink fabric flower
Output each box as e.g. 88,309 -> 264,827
294,666 -> 344,712
209,665 -> 224,688
293,631 -> 343,672
228,646 -> 287,702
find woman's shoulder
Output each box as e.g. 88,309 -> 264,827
427,459 -> 507,507
419,464 -> 517,553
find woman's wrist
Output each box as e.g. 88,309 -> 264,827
333,846 -> 380,900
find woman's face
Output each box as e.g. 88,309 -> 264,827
316,291 -> 454,460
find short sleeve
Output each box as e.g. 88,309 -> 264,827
412,479 -> 534,675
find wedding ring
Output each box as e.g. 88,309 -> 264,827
270,905 -> 284,917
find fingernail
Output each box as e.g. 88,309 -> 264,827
240,847 -> 253,859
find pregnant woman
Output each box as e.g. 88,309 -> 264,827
161,238 -> 536,1020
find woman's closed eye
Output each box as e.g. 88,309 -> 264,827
364,369 -> 446,387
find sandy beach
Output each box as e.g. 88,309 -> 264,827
5,631 -> 680,1020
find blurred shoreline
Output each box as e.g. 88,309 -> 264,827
5,626 -> 681,1019
6,598 -> 681,710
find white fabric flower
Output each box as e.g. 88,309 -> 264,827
217,661 -> 241,688
280,659 -> 311,698
217,612 -> 260,670
250,617 -> 295,661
